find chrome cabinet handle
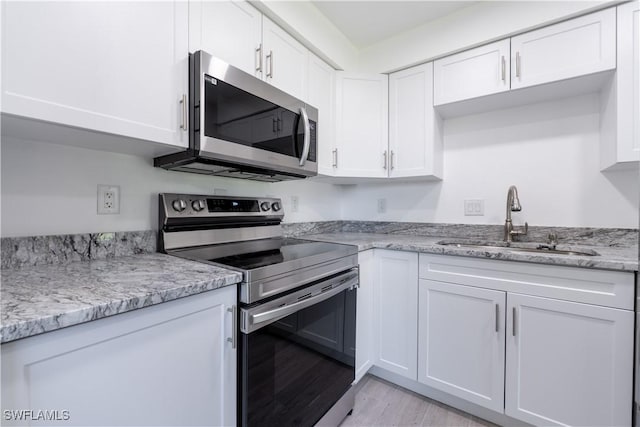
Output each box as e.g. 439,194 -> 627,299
255,44 -> 263,73
495,304 -> 499,332
227,305 -> 237,349
383,150 -> 388,169
266,50 -> 273,78
501,56 -> 506,82
299,107 -> 310,166
332,149 -> 338,168
390,150 -> 395,170
180,94 -> 188,131
512,307 -> 517,336
516,52 -> 521,78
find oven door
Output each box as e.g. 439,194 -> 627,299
239,269 -> 357,427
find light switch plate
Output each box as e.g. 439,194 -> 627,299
464,199 -> 484,216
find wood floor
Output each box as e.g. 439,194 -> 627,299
340,375 -> 497,427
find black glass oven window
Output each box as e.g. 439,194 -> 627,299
240,288 -> 356,426
204,77 -> 316,162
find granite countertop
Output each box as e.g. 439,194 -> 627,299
1,253 -> 242,344
303,232 -> 639,272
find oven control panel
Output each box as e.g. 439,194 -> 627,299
160,193 -> 284,220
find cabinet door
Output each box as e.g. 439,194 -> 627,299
511,8 -> 616,90
418,280 -> 505,413
262,16 -> 308,101
335,72 -> 389,178
1,1 -> 189,148
307,53 -> 336,176
505,293 -> 633,426
616,1 -> 640,163
1,286 -> 237,426
373,250 -> 418,380
389,63 -> 442,179
433,39 -> 510,105
189,0 -> 262,77
355,250 -> 375,382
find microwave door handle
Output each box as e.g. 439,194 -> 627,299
299,107 -> 310,166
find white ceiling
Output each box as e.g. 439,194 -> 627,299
312,1 -> 478,49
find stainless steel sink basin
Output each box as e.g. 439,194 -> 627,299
436,240 -> 599,257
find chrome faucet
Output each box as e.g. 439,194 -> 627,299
504,185 -> 528,243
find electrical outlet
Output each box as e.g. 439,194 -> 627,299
377,198 -> 387,214
97,185 -> 120,215
291,196 -> 299,213
464,199 -> 484,216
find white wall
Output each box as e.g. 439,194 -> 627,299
340,93 -> 639,228
0,137 -> 343,237
356,1 -> 617,73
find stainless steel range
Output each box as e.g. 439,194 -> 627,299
158,193 -> 358,427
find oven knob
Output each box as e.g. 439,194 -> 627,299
271,202 -> 281,212
172,199 -> 187,212
192,200 -> 206,212
260,202 -> 271,211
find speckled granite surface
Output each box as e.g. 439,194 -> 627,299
283,221 -> 639,248
1,253 -> 242,343
1,231 -> 156,269
302,232 -> 639,272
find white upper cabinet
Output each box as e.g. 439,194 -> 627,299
335,72 -> 389,178
511,8 -> 616,90
434,39 -> 510,106
601,1 -> 640,170
307,53 -> 336,176
389,63 -> 443,179
189,0 -> 262,77
505,293 -> 633,426
262,16 -> 309,101
1,1 -> 189,148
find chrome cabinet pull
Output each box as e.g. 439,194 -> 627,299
383,150 -> 388,169
180,94 -> 188,131
512,307 -> 517,336
255,44 -> 263,73
495,304 -> 499,332
501,56 -> 506,82
299,107 -> 310,166
390,150 -> 395,170
516,52 -> 521,78
227,305 -> 237,349
332,149 -> 338,168
266,51 -> 273,78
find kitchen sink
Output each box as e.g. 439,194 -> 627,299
436,240 -> 599,256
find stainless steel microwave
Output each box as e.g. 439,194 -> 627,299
154,51 -> 318,182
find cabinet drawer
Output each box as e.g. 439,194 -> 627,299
419,254 -> 634,310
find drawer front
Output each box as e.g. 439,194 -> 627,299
419,254 -> 634,310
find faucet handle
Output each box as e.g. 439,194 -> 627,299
510,222 -> 528,241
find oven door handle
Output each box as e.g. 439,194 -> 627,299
244,274 -> 357,333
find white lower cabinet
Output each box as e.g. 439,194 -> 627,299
505,293 -> 634,427
355,249 -> 375,382
418,280 -> 505,413
416,254 -> 634,426
372,250 -> 418,380
1,286 -> 237,427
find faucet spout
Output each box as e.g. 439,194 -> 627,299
504,185 -> 527,242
